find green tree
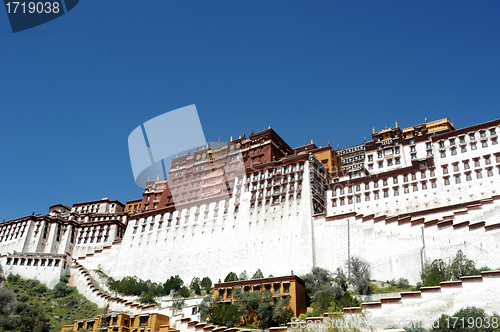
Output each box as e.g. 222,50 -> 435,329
301,267 -> 335,305
239,271 -> 249,281
349,257 -> 372,295
234,289 -> 260,326
421,258 -> 448,286
422,250 -> 479,287
272,295 -> 293,327
138,289 -> 158,305
312,291 -> 335,316
211,302 -> 239,327
200,277 -> 212,293
335,267 -> 348,292
200,295 -> 239,327
449,250 -> 477,280
199,294 -> 215,322
172,299 -> 185,311
224,272 -> 239,282
252,269 -> 264,279
190,277 -> 202,295
179,286 -> 191,298
330,291 -> 360,312
164,275 -> 184,295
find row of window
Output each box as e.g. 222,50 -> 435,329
77,236 -> 110,244
133,206 -> 239,233
218,283 -> 290,299
332,169 -> 437,195
368,157 -> 401,170
246,175 -> 303,189
0,231 -> 24,242
442,155 -> 498,174
250,192 -> 302,208
367,128 -> 499,163
245,164 -> 305,183
437,128 -> 497,149
439,139 -> 498,158
0,221 -> 27,232
369,147 -> 401,161
171,154 -> 242,178
332,167 -> 499,206
335,155 -> 500,195
251,183 -> 303,198
0,224 -> 26,236
5,257 -> 62,267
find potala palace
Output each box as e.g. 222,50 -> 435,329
2,116 -> 500,328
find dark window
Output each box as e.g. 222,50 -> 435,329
139,316 -> 149,326
283,283 -> 290,293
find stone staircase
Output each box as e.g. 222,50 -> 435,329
174,316 -> 257,332
70,256 -> 254,332
71,258 -> 155,313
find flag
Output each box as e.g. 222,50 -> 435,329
217,137 -> 220,146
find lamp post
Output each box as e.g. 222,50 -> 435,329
348,218 -> 350,280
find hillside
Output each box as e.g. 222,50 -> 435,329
0,273 -> 99,332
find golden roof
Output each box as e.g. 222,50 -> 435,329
426,118 -> 451,127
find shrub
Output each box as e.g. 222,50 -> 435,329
179,286 -> 191,298
7,274 -> 20,284
396,278 -> 410,288
34,283 -> 48,295
53,281 -> 72,298
66,296 -> 79,307
0,286 -> 17,315
17,294 -> 29,303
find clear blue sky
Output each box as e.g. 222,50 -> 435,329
1,1 -> 500,221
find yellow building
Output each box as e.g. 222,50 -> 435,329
60,312 -> 172,332
213,275 -> 307,317
312,145 -> 342,173
125,199 -> 143,215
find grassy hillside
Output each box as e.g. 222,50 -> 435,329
0,273 -> 99,332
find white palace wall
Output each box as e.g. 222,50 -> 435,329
313,202 -> 500,284
106,161 -> 315,284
